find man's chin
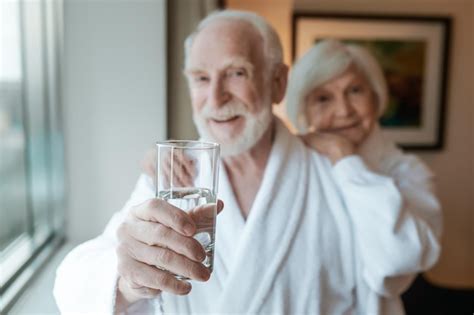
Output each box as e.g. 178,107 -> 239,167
219,141 -> 254,157
194,107 -> 273,157
198,130 -> 253,157
199,132 -> 237,146
200,123 -> 245,143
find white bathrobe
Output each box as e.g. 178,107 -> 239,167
54,120 -> 441,315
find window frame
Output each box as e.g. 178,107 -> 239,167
0,0 -> 65,312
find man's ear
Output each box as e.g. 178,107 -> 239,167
271,63 -> 289,104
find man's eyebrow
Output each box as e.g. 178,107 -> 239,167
183,68 -> 206,76
223,58 -> 254,73
183,58 -> 255,77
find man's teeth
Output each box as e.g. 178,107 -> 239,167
214,116 -> 238,122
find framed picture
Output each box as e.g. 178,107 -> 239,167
292,13 -> 452,150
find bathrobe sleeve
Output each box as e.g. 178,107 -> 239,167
332,155 -> 442,297
53,174 -> 158,315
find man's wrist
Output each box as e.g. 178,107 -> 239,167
115,277 -> 139,314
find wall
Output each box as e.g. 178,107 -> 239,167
167,0 -> 218,140
227,0 -> 474,287
63,0 -> 167,242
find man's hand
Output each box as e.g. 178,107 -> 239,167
299,132 -> 356,164
115,198 -> 224,310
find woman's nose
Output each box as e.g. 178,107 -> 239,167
334,96 -> 355,117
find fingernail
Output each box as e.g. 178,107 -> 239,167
184,282 -> 192,293
202,270 -> 211,281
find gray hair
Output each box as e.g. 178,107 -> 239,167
286,39 -> 388,133
184,10 -> 283,73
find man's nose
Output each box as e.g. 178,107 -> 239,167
208,78 -> 230,108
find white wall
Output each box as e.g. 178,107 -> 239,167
63,0 -> 167,242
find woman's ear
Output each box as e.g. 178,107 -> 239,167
271,64 -> 289,104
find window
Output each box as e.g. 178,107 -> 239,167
0,0 -> 64,311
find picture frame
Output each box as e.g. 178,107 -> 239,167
292,13 -> 452,150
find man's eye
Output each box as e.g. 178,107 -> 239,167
317,95 -> 330,103
228,69 -> 246,78
195,75 -> 209,83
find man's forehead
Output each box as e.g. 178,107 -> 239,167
187,20 -> 262,71
198,18 -> 260,41
187,56 -> 254,74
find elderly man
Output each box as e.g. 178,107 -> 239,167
54,10 -> 441,315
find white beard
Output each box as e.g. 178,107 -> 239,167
193,99 -> 273,157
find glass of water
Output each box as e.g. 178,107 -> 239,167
156,140 -> 220,279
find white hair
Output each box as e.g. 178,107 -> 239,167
193,98 -> 273,157
286,39 -> 388,133
184,10 -> 283,73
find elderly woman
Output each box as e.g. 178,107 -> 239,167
286,39 -> 442,314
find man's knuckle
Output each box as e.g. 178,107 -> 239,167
146,198 -> 159,209
116,244 -> 126,257
154,271 -> 170,286
157,248 -> 173,265
125,244 -> 141,261
188,261 -> 202,278
148,225 -> 168,247
142,238 -> 154,247
116,223 -> 126,238
183,239 -> 198,255
129,267 -> 145,283
153,224 -> 167,238
139,287 -> 159,298
133,223 -> 152,246
117,261 -> 133,281
171,211 -> 186,227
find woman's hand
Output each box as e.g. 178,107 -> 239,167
299,132 -> 356,164
141,148 -> 196,187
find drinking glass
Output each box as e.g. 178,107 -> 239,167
156,140 -> 220,279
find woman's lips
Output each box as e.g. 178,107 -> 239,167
329,121 -> 360,132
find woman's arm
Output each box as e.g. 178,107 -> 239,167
332,155 -> 442,297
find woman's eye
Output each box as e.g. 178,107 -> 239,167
316,95 -> 330,103
307,92 -> 331,106
349,85 -> 363,94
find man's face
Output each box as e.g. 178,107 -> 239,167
185,20 -> 273,157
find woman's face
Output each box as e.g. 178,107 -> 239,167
304,67 -> 378,146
